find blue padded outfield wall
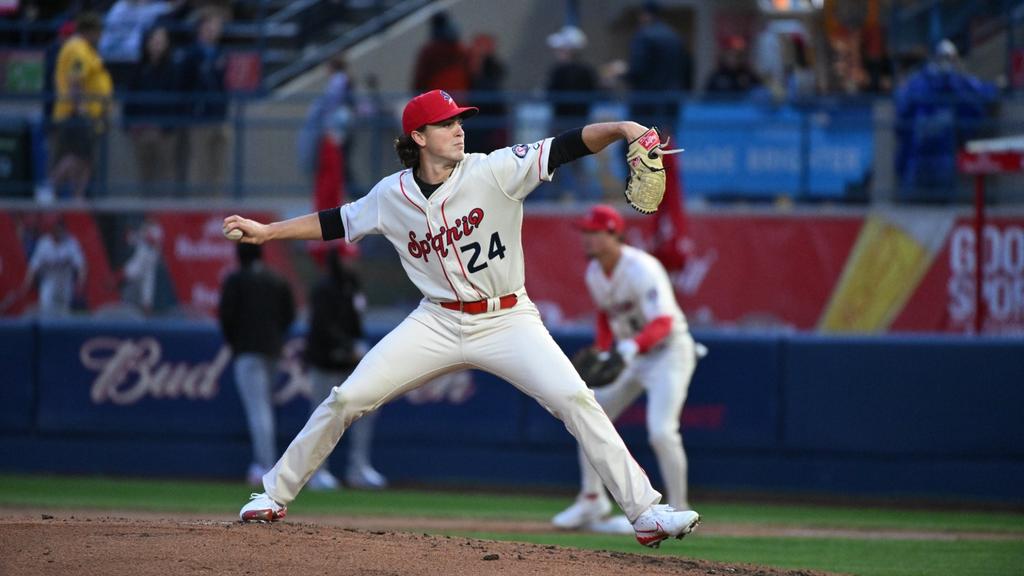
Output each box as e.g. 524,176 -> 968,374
1,318 -> 1022,502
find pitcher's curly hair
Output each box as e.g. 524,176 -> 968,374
394,134 -> 420,169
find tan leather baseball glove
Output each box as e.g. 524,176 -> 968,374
624,127 -> 684,214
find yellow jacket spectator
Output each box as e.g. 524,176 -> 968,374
47,13 -> 110,200
53,17 -> 112,128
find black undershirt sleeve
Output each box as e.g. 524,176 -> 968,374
318,207 -> 345,241
547,128 -> 592,173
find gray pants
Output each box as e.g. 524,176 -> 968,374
234,353 -> 278,470
308,367 -> 379,471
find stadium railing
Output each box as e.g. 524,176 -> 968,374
0,88 -> 1021,206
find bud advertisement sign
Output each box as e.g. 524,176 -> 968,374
30,322 -> 520,444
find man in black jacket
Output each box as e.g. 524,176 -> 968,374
304,246 -> 387,490
219,242 -> 296,486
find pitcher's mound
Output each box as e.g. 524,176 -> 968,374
2,515 -> 837,576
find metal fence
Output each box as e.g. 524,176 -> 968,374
1,89 -> 1022,206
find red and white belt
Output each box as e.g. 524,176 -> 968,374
439,294 -> 518,314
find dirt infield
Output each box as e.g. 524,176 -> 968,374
1,514 -> 837,576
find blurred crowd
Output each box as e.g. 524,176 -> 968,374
0,0 -> 1007,205
11,1 -> 236,200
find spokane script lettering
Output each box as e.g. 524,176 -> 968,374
82,337 -> 230,405
407,207 -> 485,262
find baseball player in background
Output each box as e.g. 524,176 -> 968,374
224,89 -> 700,547
553,204 -> 701,533
218,243 -> 297,487
304,245 -> 387,491
17,214 -> 87,316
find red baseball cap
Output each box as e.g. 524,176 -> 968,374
577,204 -> 625,234
402,90 -> 478,135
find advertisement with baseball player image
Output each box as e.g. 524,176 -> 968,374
222,89 -> 699,548
557,204 -> 705,534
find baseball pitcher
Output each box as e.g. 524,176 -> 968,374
224,90 -> 699,548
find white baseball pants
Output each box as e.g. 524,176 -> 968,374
307,367 -> 380,473
263,295 -> 662,521
577,333 -> 696,510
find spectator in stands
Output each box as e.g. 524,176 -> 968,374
704,34 -> 761,95
43,21 -> 77,124
178,7 -> 229,196
48,12 -> 112,200
37,20 -> 78,203
123,25 -> 181,191
785,36 -> 817,103
19,214 -> 87,317
219,242 -> 296,487
304,246 -> 388,490
466,33 -> 507,152
624,1 -> 692,127
546,25 -> 598,126
99,0 -> 184,86
411,11 -> 470,94
299,53 -> 354,212
545,25 -> 599,201
895,39 -> 997,202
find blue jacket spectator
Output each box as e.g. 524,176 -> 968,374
895,40 -> 997,201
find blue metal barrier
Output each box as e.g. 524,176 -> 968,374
0,319 -> 35,432
782,334 -> 1024,457
2,319 -> 1023,501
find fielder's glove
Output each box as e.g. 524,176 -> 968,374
572,347 -> 626,389
624,127 -> 684,214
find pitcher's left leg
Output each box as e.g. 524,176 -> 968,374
466,304 -> 660,522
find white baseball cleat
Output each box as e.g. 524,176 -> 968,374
307,469 -> 340,491
345,465 -> 388,490
551,493 -> 613,529
632,505 -> 701,548
239,492 -> 287,523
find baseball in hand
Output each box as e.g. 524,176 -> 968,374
224,228 -> 244,241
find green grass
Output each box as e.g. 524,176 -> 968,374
1,474 -> 1023,576
452,532 -> 1024,576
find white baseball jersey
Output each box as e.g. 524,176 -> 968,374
28,233 -> 86,315
340,139 -> 553,303
585,245 -> 688,344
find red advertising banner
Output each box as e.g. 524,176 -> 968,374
0,211 -> 118,315
678,214 -> 863,329
150,211 -> 303,318
894,217 -> 1024,334
0,211 -> 29,314
523,212 -> 863,330
2,208 -> 1020,335
0,210 -> 302,318
526,211 -> 1023,335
